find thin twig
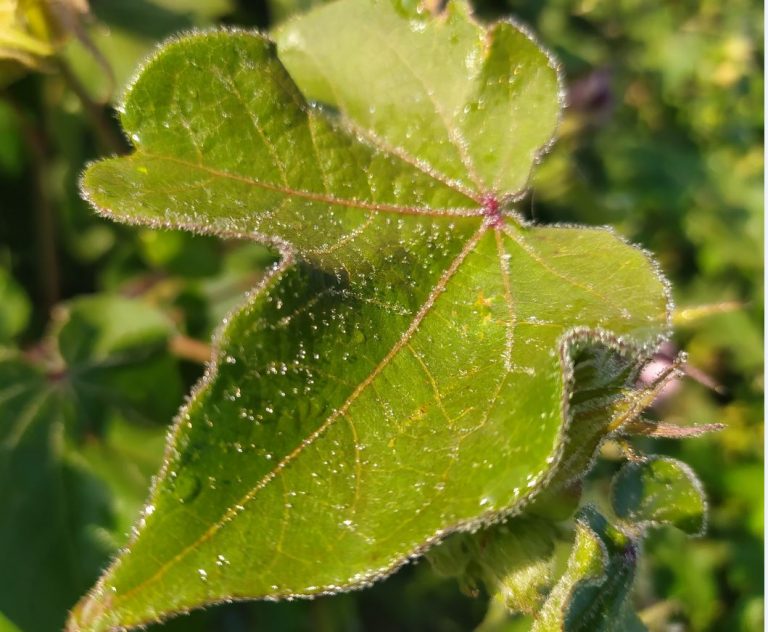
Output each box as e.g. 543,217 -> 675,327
169,335 -> 212,365
673,301 -> 744,325
7,96 -> 60,314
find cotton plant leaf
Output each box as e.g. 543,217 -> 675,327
71,1 -> 671,629
534,340 -> 651,491
0,296 -> 181,630
611,456 -> 707,536
51,295 -> 184,431
532,506 -> 646,632
0,354 -> 113,632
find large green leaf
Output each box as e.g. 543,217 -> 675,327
70,1 -> 671,629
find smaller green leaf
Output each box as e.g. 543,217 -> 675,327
52,295 -> 183,431
611,456 -> 707,536
533,506 -> 645,632
428,516 -> 558,615
78,418 -> 167,545
0,354 -> 114,632
524,482 -> 581,524
138,229 -> 220,277
0,268 -> 30,343
54,294 -> 172,364
0,295 -> 181,630
0,610 -> 23,632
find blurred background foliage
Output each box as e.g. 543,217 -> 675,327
0,0 -> 762,630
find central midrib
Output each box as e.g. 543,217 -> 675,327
136,152 -> 484,219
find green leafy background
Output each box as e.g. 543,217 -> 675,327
0,0 -> 762,630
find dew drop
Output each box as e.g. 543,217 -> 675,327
216,554 -> 230,567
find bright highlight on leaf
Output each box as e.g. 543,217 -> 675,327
69,0 -> 673,629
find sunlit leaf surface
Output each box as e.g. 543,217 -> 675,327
70,1 -> 671,628
425,341 -> 657,617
